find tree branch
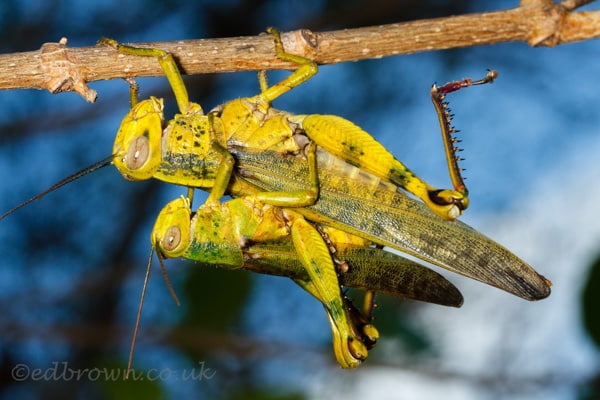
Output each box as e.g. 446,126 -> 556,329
0,1 -> 598,102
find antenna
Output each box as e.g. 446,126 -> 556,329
0,155 -> 113,220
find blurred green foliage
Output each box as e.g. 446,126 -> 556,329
580,250 -> 600,400
582,251 -> 600,348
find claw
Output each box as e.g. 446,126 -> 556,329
361,324 -> 379,346
427,189 -> 469,220
348,338 -> 368,361
323,292 -> 382,367
326,312 -> 367,368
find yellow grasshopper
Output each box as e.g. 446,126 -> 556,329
103,29 -> 475,222
148,193 -> 463,368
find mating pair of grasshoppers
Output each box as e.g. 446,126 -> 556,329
2,28 -> 551,370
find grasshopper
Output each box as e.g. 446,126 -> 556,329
131,141 -> 462,369
103,29 -> 478,221
147,194 -> 463,368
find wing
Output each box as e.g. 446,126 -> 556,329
243,241 -> 463,308
231,146 -> 551,301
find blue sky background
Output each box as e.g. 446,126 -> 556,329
0,1 -> 599,399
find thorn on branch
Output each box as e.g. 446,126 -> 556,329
40,37 -> 97,103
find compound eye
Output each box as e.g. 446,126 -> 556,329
125,136 -> 150,170
162,226 -> 181,252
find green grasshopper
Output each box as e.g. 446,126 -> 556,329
148,194 -> 463,368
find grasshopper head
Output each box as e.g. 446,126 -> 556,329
152,196 -> 192,259
113,97 -> 165,181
